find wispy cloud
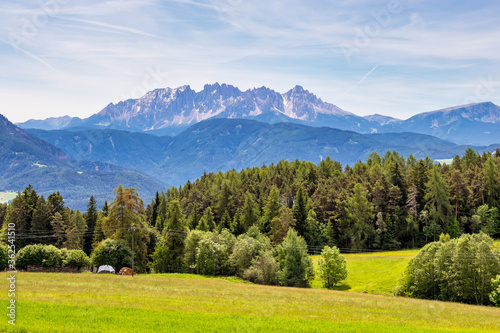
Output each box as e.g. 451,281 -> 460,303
0,0 -> 499,123
59,18 -> 157,38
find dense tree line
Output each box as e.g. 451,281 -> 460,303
394,233 -> 500,306
1,149 -> 499,276
149,148 -> 500,251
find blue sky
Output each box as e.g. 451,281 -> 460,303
1,0 -> 499,123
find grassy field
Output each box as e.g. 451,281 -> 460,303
2,264 -> 500,332
1,248 -> 499,332
311,249 -> 419,294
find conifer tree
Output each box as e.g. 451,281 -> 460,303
64,210 -> 87,250
101,201 -> 109,217
230,210 -> 245,235
270,206 -> 295,244
261,186 -> 281,235
152,199 -> 187,273
324,220 -> 336,247
84,196 -> 98,255
345,183 -> 375,249
196,216 -> 209,232
293,187 -> 308,238
204,206 -> 216,231
30,196 -> 53,245
424,167 -> 452,231
51,212 -> 66,248
241,194 -> 258,231
218,210 -> 231,231
3,193 -> 29,247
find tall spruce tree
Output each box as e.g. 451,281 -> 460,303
293,187 -> 308,238
30,196 -> 53,245
261,186 -> 281,235
424,167 -> 452,232
152,199 -> 187,273
84,196 -> 98,255
345,183 -> 375,249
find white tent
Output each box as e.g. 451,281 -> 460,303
97,265 -> 115,274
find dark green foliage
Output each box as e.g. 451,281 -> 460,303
84,196 -> 98,255
229,227 -> 271,277
218,210 -> 231,232
151,199 -> 187,273
63,250 -> 91,270
491,275 -> 500,306
243,250 -> 279,285
277,229 -> 314,287
241,194 -> 258,232
395,233 -> 500,305
30,196 -> 54,245
0,244 -> 8,271
260,186 -> 280,235
195,237 -> 228,276
4,193 -> 30,248
15,244 -> 63,268
292,187 -> 308,238
183,230 -> 205,272
90,238 -> 133,271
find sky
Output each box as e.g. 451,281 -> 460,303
1,0 -> 499,123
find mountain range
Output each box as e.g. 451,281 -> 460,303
18,83 -> 500,145
0,114 -> 164,209
4,83 -> 500,208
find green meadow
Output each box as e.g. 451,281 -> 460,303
1,248 -> 500,332
311,249 -> 419,294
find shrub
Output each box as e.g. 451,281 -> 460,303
243,250 -> 279,285
183,230 -> 205,272
230,234 -> 269,277
195,237 -> 227,276
0,244 -> 8,270
277,229 -> 314,287
317,246 -> 347,288
490,275 -> 500,306
90,239 -> 132,271
394,233 -> 500,305
63,250 -> 91,270
16,244 -> 63,268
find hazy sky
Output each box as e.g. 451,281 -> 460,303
1,0 -> 499,123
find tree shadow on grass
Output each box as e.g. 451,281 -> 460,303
329,282 -> 351,291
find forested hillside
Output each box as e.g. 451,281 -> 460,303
2,148 -> 499,256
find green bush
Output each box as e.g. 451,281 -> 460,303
195,237 -> 227,276
394,233 -> 500,305
243,250 -> 279,285
317,246 -> 348,288
230,234 -> 268,276
15,244 -> 63,268
63,250 -> 91,270
90,239 -> 132,271
0,244 -> 9,270
490,275 -> 500,306
182,230 -> 205,272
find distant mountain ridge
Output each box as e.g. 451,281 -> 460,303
378,102 -> 500,145
18,83 -> 376,136
17,83 -> 500,145
26,118 -> 500,187
0,114 -> 165,209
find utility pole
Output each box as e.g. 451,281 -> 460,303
129,222 -> 136,277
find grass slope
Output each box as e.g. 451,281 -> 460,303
1,270 -> 499,332
311,249 -> 419,294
